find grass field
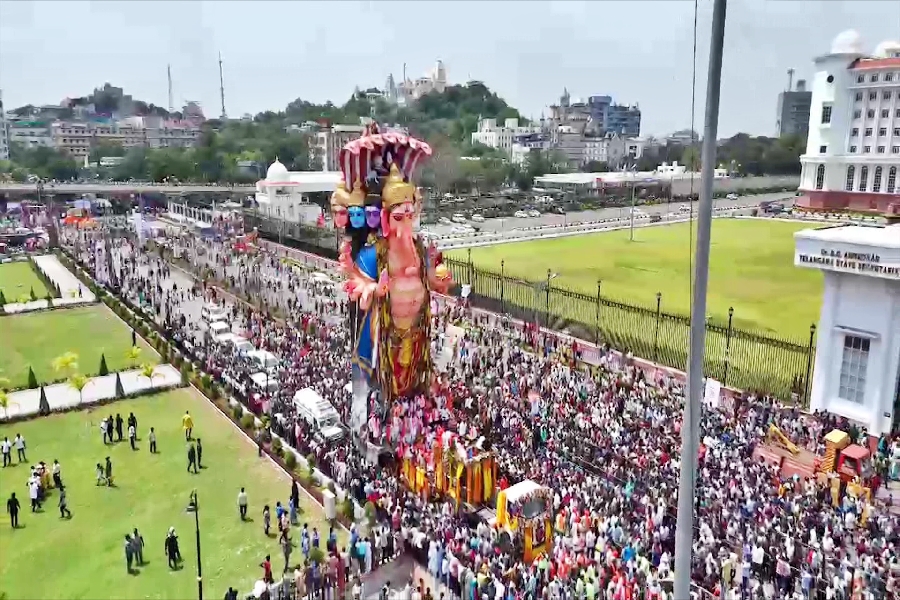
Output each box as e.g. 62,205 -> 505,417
454,219 -> 821,337
0,262 -> 51,303
449,219 -> 824,399
0,305 -> 157,389
0,389 -> 342,600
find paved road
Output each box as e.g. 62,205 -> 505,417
424,192 -> 795,236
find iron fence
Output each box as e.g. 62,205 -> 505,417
444,256 -> 817,402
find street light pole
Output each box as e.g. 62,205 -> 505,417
628,168 -> 637,242
187,490 -> 204,600
673,1 -> 727,599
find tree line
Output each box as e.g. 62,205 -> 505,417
1,81 -> 803,190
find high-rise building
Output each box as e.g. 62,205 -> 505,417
797,31 -> 900,216
0,90 -> 9,161
776,79 -> 812,137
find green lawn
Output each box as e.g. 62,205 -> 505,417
0,305 -> 157,389
449,219 -> 824,399
0,262 -> 51,303
455,219 -> 821,335
0,389 -> 343,600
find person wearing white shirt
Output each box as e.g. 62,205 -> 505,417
1,437 -> 11,467
128,424 -> 137,450
14,434 -> 26,463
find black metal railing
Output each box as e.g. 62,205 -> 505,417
444,256 -> 817,403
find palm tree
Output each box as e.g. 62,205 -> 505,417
125,346 -> 142,370
52,352 -> 79,377
139,363 -> 158,390
0,389 -> 17,420
68,374 -> 89,408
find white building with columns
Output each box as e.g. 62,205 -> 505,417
254,159 -> 342,224
797,30 -> 900,217
794,224 -> 900,435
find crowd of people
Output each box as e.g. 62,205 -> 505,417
63,225 -> 900,600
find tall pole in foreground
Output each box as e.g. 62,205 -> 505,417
673,0 -> 727,598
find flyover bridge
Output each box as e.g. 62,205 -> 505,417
0,182 -> 256,196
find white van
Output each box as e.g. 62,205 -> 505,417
247,349 -> 280,374
214,332 -> 239,346
250,371 -> 279,393
208,321 -> 230,337
201,303 -> 228,324
232,336 -> 255,355
292,388 -> 344,443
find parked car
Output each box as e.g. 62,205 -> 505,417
471,214 -> 485,222
726,193 -> 739,200
438,217 -> 452,225
451,213 -> 467,223
514,210 -> 528,218
527,210 -> 540,218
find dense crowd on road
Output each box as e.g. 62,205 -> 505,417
62,225 -> 900,600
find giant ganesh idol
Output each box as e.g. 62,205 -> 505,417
331,125 -> 452,446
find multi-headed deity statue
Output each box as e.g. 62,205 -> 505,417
331,124 -> 452,444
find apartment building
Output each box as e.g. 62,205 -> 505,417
776,80 -> 813,137
9,121 -> 53,148
470,118 -> 540,155
49,118 -> 201,161
798,31 -> 900,215
314,124 -> 366,172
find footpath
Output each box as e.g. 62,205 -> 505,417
4,365 -> 181,420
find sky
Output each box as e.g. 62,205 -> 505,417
0,0 -> 897,138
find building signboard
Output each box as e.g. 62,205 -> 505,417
794,247 -> 900,280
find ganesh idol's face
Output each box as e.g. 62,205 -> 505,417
348,206 -> 366,229
389,202 -> 417,239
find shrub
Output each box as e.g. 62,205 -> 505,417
180,363 -> 191,385
261,415 -> 271,429
27,366 -> 38,389
209,384 -> 221,400
308,547 -> 325,565
341,499 -> 355,521
284,451 -> 297,469
231,404 -> 244,421
364,501 -> 377,525
240,413 -> 255,430
326,481 -> 336,494
200,374 -> 211,390
29,287 -> 37,301
98,354 -> 109,376
306,453 -> 316,469
272,437 -> 282,454
0,290 -> 6,305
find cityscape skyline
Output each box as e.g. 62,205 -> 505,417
0,0 -> 897,138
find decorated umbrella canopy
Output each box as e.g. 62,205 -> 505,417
337,122 -> 432,192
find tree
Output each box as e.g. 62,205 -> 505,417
114,372 -> 125,398
98,353 -> 109,376
125,346 -> 142,369
68,373 -> 89,408
27,366 -> 38,389
681,146 -> 701,171
139,363 -> 158,390
52,352 -> 79,377
582,161 -> 609,173
0,389 -> 16,420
